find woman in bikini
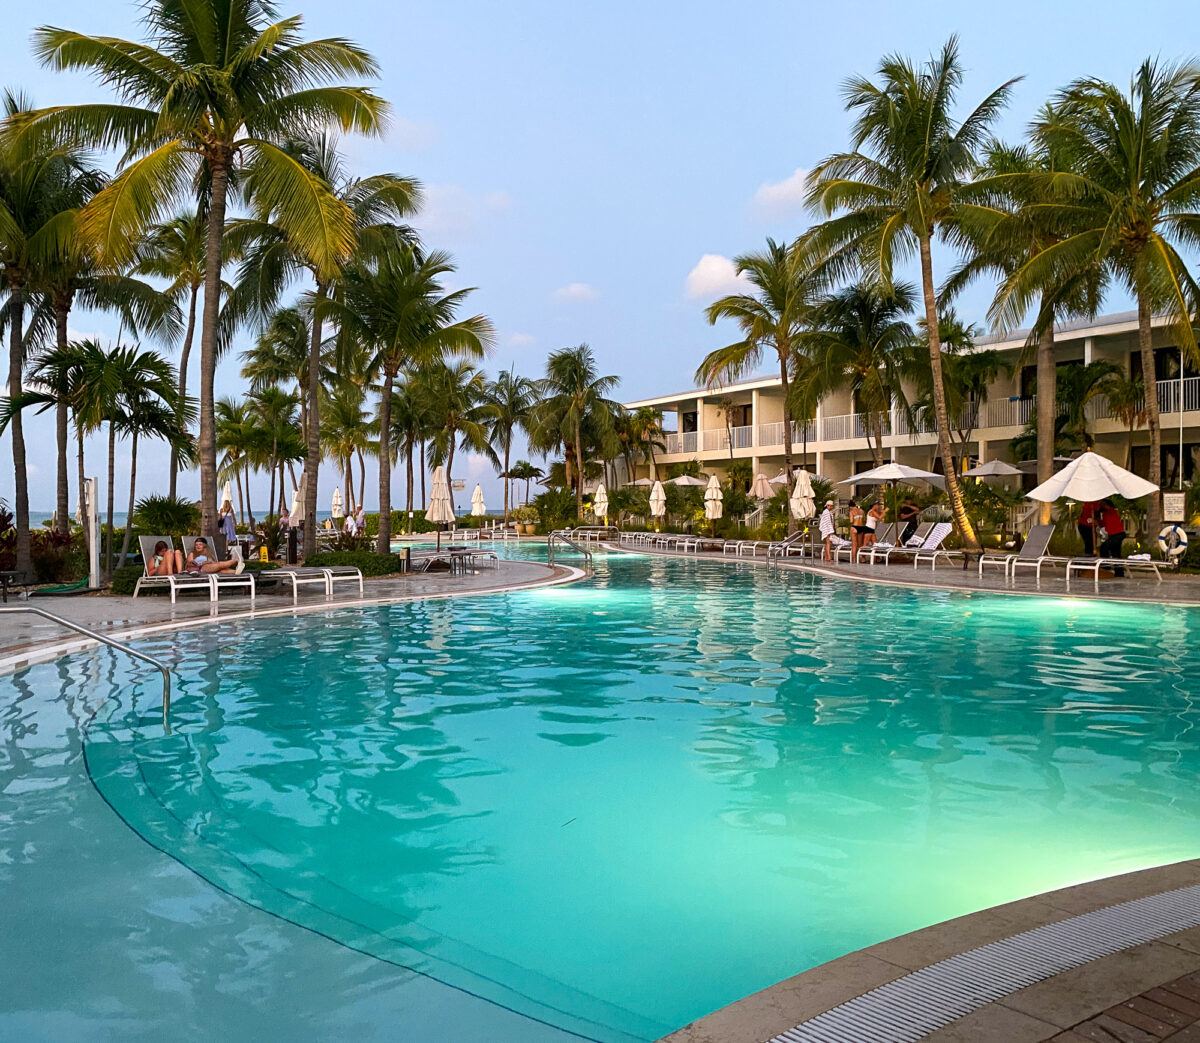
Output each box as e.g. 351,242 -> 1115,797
185,537 -> 245,575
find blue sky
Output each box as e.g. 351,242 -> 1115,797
1,0 -> 1183,511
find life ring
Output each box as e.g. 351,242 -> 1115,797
1158,524 -> 1189,558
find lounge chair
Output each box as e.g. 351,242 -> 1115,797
830,534 -> 855,562
977,524 -> 1055,579
765,530 -> 815,560
861,522 -> 932,564
133,536 -> 214,602
183,535 -> 256,602
678,535 -> 725,553
866,522 -> 952,566
852,523 -> 897,563
1065,554 -> 1164,590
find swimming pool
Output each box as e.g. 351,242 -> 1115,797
6,549 -> 1200,1041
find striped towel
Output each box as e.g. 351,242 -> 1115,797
818,511 -> 835,539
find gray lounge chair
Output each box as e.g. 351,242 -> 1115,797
867,522 -> 952,566
853,523 -> 897,563
861,522 -> 932,564
978,524 -> 1055,579
133,536 -> 213,602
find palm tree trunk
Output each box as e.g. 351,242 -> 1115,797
267,443 -> 277,525
198,159 -> 231,538
1137,294 -> 1163,537
169,282 -> 199,500
405,443 -> 414,519
573,422 -> 584,519
53,299 -> 71,535
245,470 -> 255,529
236,468 -> 245,526
918,236 -> 977,549
7,286 -> 31,575
76,418 -> 87,569
376,368 -> 394,553
119,429 -> 138,566
302,283 -> 326,558
344,455 -> 354,517
420,442 -> 427,506
357,449 -> 365,516
503,443 -> 511,523
777,346 -> 796,534
447,438 -> 456,516
1035,312 -> 1057,527
869,415 -> 884,467
105,424 -> 116,580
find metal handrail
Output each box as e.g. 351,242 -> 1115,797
547,530 -> 594,568
1,605 -> 173,729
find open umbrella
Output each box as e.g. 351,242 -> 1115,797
1027,451 -> 1158,503
840,462 -> 944,533
331,487 -> 344,519
668,474 -> 708,487
649,480 -> 667,525
769,471 -> 791,485
962,460 -> 1022,478
427,466 -> 456,548
790,470 -> 816,520
470,483 -> 487,516
749,473 -> 775,500
629,477 -> 655,487
592,482 -> 608,521
704,474 -> 723,530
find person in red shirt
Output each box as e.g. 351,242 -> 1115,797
1097,499 -> 1127,575
1077,500 -> 1099,556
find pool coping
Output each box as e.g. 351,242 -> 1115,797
0,559 -> 587,678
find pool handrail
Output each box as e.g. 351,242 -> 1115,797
547,530 -> 595,568
0,605 -> 173,730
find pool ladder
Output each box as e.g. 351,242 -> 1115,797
547,530 -> 594,569
0,605 -> 173,729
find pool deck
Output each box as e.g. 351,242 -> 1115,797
0,555 -> 581,673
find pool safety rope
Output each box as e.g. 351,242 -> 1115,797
770,881 -> 1200,1042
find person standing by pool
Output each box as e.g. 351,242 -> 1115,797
864,500 -> 885,549
219,500 -> 237,547
1078,500 -> 1098,556
819,500 -> 836,561
1097,499 -> 1127,576
848,500 -> 867,556
898,498 -> 921,544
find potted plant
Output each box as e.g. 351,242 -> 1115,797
514,505 -> 539,535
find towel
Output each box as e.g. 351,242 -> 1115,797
1128,553 -> 1151,561
818,511 -> 835,539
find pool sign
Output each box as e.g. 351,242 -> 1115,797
1163,492 -> 1186,522
451,479 -> 466,491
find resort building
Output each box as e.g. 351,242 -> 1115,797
624,310 -> 1200,491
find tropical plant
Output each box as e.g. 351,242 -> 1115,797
695,238 -> 818,489
1101,371 -> 1149,468
248,385 -> 304,522
132,493 -> 201,537
506,460 -> 543,506
800,36 -> 1019,549
483,368 -> 536,521
529,344 -> 621,519
17,0 -> 390,537
423,361 -> 499,493
1057,360 -> 1121,451
321,383 -> 374,516
215,397 -> 259,524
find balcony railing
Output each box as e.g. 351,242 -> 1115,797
757,419 -> 817,448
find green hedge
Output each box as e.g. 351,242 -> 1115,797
110,564 -> 144,596
305,550 -> 405,576
362,510 -> 437,536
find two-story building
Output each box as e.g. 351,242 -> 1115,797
623,311 -> 1200,491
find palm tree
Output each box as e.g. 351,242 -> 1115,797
425,362 -> 499,502
695,238 -> 817,488
1058,361 -> 1121,451
793,281 -> 917,466
530,345 -> 621,519
627,406 -> 665,479
506,461 -> 543,506
483,369 -> 536,522
1102,371 -> 1149,468
249,386 -> 302,523
800,37 -> 1019,550
232,133 -> 419,555
321,383 -> 374,515
388,374 -> 429,523
216,397 -> 257,524
331,246 -> 492,552
1000,60 -> 1200,535
135,211 -> 207,497
17,1 -> 390,537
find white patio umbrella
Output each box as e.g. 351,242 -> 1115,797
629,477 -> 655,487
1026,451 -> 1158,503
649,480 -> 667,525
749,473 -> 775,500
840,462 -> 945,529
470,483 -> 487,516
704,474 -> 723,528
427,466 -> 456,548
668,474 -> 708,487
289,486 -> 302,519
790,470 -> 816,520
769,471 -> 791,485
962,460 -> 1022,479
221,481 -> 233,506
592,482 -> 609,521
331,487 -> 344,519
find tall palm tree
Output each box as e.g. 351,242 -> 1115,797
1000,60 -> 1200,535
17,1 -> 390,537
627,406 -> 665,480
331,246 -> 492,552
321,383 -> 373,515
388,374 -> 429,522
800,37 -> 1019,550
483,369 -> 535,522
249,386 -> 302,523
530,345 -> 621,519
506,460 -> 543,506
135,211 -> 207,497
1057,360 -> 1122,452
695,238 -> 817,487
216,397 -> 257,524
232,133 -> 419,555
425,362 -> 499,500
793,281 -> 916,466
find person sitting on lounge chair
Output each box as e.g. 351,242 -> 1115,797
185,537 -> 244,575
151,540 -> 183,576
819,500 -> 836,561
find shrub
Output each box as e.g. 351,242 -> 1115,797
532,488 -> 576,532
110,563 -> 144,596
30,529 -> 76,583
362,509 -> 436,536
513,505 -> 540,524
133,494 -> 201,537
305,550 -> 404,576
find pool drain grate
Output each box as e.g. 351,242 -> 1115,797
769,882 -> 1200,1042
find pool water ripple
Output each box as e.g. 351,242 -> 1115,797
67,551 -> 1200,1041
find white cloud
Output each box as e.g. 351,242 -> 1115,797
419,184 -> 512,238
752,166 -> 810,216
390,116 -> 438,152
554,282 -> 598,302
685,254 -> 751,300
507,332 -> 536,348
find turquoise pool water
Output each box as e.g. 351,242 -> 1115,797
12,550 -> 1200,1041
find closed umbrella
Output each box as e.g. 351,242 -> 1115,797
649,480 -> 667,526
790,470 -> 816,520
470,483 -> 487,516
704,474 -> 723,530
221,481 -> 233,506
592,483 -> 608,521
769,471 -> 791,485
749,473 -> 774,500
668,474 -> 708,487
331,487 -> 344,519
1026,451 -> 1158,503
289,486 -> 302,519
427,466 -> 456,548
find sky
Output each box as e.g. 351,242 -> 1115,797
0,0 -> 1184,514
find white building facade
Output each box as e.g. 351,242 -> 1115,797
623,311 -> 1200,490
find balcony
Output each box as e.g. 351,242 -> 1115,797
758,419 -> 818,447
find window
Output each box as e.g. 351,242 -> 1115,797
681,411 -> 698,433
1129,346 -> 1200,382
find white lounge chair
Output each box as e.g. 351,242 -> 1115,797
183,535 -> 255,603
133,536 -> 214,602
852,523 -> 897,563
1065,554 -> 1163,590
865,522 -> 952,566
860,522 -> 932,565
